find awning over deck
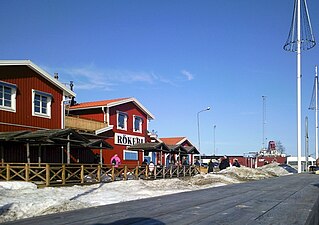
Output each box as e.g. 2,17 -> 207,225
127,142 -> 170,153
85,139 -> 113,149
167,144 -> 187,154
79,132 -> 113,149
13,129 -> 87,146
0,128 -> 112,149
0,128 -> 113,164
0,130 -> 30,141
184,146 -> 200,154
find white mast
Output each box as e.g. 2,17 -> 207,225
284,0 -> 316,173
315,65 -> 318,160
308,66 -> 318,161
296,0 -> 302,173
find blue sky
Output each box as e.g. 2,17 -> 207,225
1,0 -> 319,156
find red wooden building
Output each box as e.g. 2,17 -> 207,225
0,60 -> 112,164
200,154 -> 287,169
0,60 -> 75,132
159,137 -> 199,165
68,97 -> 155,165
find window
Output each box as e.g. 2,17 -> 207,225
144,156 -> 151,164
0,81 -> 16,112
124,150 -> 138,160
117,111 -> 127,130
133,116 -> 143,133
32,90 -> 52,118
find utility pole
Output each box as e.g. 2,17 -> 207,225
213,125 -> 216,155
315,66 -> 318,160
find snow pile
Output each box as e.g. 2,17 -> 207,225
0,163 -> 294,223
217,162 -> 293,181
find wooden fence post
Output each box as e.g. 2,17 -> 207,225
124,166 -> 127,180
97,164 -> 101,182
135,165 -> 139,179
25,164 -> 29,182
111,166 -> 115,181
46,164 -> 50,186
6,164 -> 10,181
163,166 -> 166,179
81,164 -> 84,183
62,164 -> 66,185
145,166 -> 149,179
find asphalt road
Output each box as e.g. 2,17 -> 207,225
3,173 -> 319,225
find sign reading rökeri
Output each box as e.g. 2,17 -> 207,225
114,133 -> 145,146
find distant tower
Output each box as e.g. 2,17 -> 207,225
262,96 -> 267,150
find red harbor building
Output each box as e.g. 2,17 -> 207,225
68,97 -> 155,165
158,137 -> 199,166
0,60 -> 111,164
0,60 -> 75,132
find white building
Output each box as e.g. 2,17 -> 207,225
287,156 -> 316,171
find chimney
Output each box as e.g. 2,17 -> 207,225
70,81 -> 76,106
54,73 -> 59,80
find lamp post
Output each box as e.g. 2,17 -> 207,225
197,106 -> 211,164
213,125 -> 216,155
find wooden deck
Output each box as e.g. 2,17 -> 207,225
3,173 -> 319,225
0,163 -> 199,186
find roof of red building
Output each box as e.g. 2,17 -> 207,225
0,60 -> 75,97
70,97 -> 130,109
159,137 -> 187,145
70,97 -> 155,120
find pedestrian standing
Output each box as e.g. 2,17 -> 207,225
110,154 -> 121,168
208,159 -> 214,173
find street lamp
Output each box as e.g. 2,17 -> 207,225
197,106 -> 211,164
213,125 -> 216,155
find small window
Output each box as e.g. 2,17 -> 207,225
117,111 -> 127,130
32,90 -> 52,118
144,156 -> 151,164
0,81 -> 16,112
133,116 -> 143,133
124,150 -> 138,160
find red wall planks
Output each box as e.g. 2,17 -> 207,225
0,66 -> 63,131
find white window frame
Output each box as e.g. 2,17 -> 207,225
0,81 -> 16,112
133,115 -> 143,133
32,89 -> 52,119
123,150 -> 138,161
117,111 -> 128,130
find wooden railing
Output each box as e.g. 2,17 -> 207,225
65,116 -> 108,132
0,163 -> 200,187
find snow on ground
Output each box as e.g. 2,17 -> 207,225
0,163 -> 295,223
